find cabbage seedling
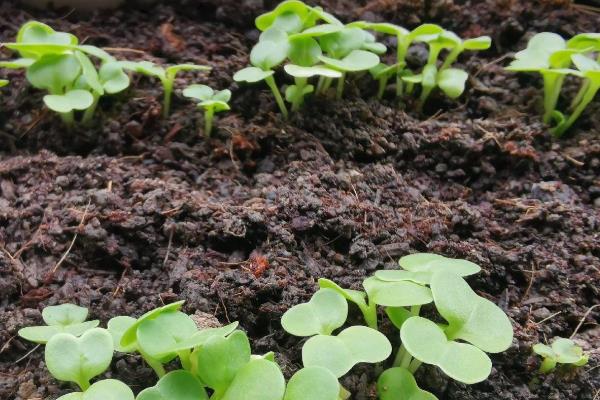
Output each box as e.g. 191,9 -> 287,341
120,61 -> 210,117
45,328 -> 114,390
533,337 -> 589,373
281,288 -> 348,336
18,303 -> 99,344
234,28 -> 290,118
56,379 -> 134,400
183,84 -> 231,137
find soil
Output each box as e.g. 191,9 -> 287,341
0,0 -> 599,399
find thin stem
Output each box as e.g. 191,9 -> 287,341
82,92 -> 100,126
336,72 -> 346,100
410,305 -> 421,316
291,77 -> 308,112
360,301 -> 378,330
139,348 -> 166,378
552,82 -> 599,137
409,358 -> 422,373
441,46 -> 463,71
264,75 -> 288,119
417,86 -> 433,112
393,343 -> 407,367
542,72 -> 565,124
316,76 -> 325,94
570,79 -> 590,111
162,79 -> 173,118
321,77 -> 333,94
204,107 -> 214,137
178,350 -> 192,371
78,379 -> 91,391
60,111 -> 75,129
377,76 -> 389,99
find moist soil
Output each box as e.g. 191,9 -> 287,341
0,0 -> 599,399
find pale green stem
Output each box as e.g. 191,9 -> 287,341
204,106 -> 214,137
291,77 -> 308,112
321,77 -> 333,94
316,76 -> 326,93
60,111 -> 75,129
178,349 -> 192,371
409,358 -> 422,373
264,75 -> 288,119
139,348 -> 166,378
162,79 -> 174,118
78,379 -> 91,391
417,86 -> 433,111
539,357 -> 557,374
570,79 -> 590,111
396,36 -> 410,97
552,82 -> 600,137
377,76 -> 389,99
542,72 -> 565,124
440,46 -> 463,71
336,72 -> 346,100
360,301 -> 378,330
82,92 -> 100,126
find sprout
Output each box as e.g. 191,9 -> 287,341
183,84 -> 231,137
45,328 -> 114,390
18,303 -> 99,344
533,337 -> 589,373
377,368 -> 437,400
1,21 -> 130,127
281,288 -> 348,336
56,379 -> 134,400
137,370 -> 208,400
120,61 -> 210,118
302,326 -> 392,377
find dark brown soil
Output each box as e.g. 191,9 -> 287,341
0,0 -> 599,399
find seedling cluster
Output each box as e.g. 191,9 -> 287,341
281,252 -> 513,399
507,32 -> 600,137
234,0 -> 490,118
0,21 -> 227,135
533,337 -> 589,373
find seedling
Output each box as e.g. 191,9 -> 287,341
56,379 -> 134,400
182,84 -> 231,137
120,61 -> 210,117
45,328 -> 114,390
533,337 -> 589,373
1,21 -> 129,127
281,288 -> 348,336
18,303 -> 99,344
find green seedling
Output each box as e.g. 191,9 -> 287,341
183,84 -> 231,137
120,61 -> 210,117
45,328 -> 114,390
18,303 -> 99,344
234,28 -> 290,118
409,30 -> 490,109
533,337 -> 589,373
377,368 -> 436,400
302,326 -> 392,377
0,79 -> 8,87
283,366 -> 340,400
1,21 -> 129,127
137,370 -> 208,400
57,379 -> 134,400
281,288 -> 348,336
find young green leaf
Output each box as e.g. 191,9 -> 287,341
362,276 -> 433,307
183,84 -> 231,136
302,326 -> 392,377
56,379 -> 134,400
120,300 -> 185,349
397,253 -> 481,279
319,28 -> 368,59
430,271 -> 513,353
13,21 -> 77,59
26,54 -> 81,94
44,90 -> 94,113
288,37 -> 322,67
437,68 -> 468,98
167,322 -> 239,352
400,316 -> 492,384
506,32 -> 566,71
281,288 -> 348,336
255,0 -> 311,32
0,58 -> 35,69
99,62 -> 130,94
18,304 -> 99,344
107,316 -> 137,352
290,24 -> 344,40
233,67 -> 275,83
385,307 -> 414,330
136,311 -> 198,361
250,39 -> 290,71
284,367 -> 340,400
45,328 -> 114,390
136,370 -> 208,400
195,330 -> 251,394
319,49 -> 379,72
317,278 -> 377,329
221,358 -> 286,400
533,337 -> 589,373
377,367 -> 437,400
284,64 -> 341,78
567,33 -> 600,51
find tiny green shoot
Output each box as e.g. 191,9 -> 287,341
183,84 -> 231,137
533,337 -> 589,373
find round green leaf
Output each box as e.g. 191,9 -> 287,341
57,379 -> 133,400
320,28 -> 366,59
107,316 -> 137,352
302,326 -> 392,377
213,89 -> 232,102
567,33 -> 600,51
319,50 -> 380,72
398,253 -> 481,278
281,288 -> 347,336
44,90 -> 94,113
15,21 -> 77,59
137,370 -> 208,400
377,368 -> 437,400
137,311 -> 198,360
45,328 -> 113,389
288,37 -> 322,67
463,36 -> 492,50
401,316 -> 492,384
271,12 -> 303,34
284,64 -> 341,78
507,32 -> 566,71
19,321 -> 100,344
430,272 -> 513,353
317,278 -> 367,309
120,301 -> 184,349
221,359 -> 286,400
99,62 -> 130,94
255,0 -> 311,31
551,338 -> 588,364
408,24 -> 444,40
42,304 -> 88,326
285,84 -> 314,102
363,276 -> 433,307
195,330 -> 251,393
284,367 -> 339,400
75,51 -> 104,94
169,322 -> 239,352
532,343 -> 554,359
27,54 -> 81,93
437,68 -> 468,99
183,84 -> 214,101
250,40 -> 289,70
291,24 -> 343,40
233,67 -> 274,83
